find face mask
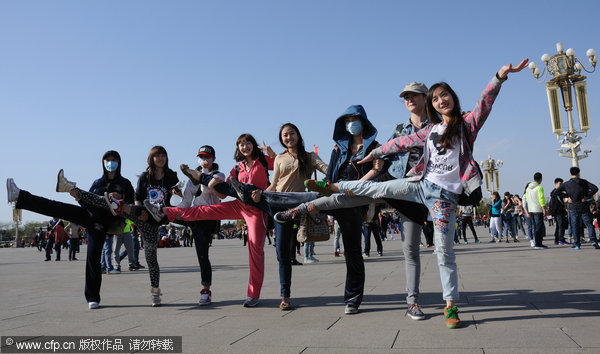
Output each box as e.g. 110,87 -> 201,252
104,160 -> 118,172
346,121 -> 363,135
198,157 -> 213,166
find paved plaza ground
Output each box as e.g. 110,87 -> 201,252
1,225 -> 600,353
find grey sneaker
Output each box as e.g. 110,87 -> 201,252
56,169 -> 76,192
88,301 -> 99,309
243,297 -> 260,307
144,200 -> 165,222
151,288 -> 162,307
274,207 -> 301,224
6,178 -> 20,203
345,304 -> 359,314
407,303 -> 425,320
108,268 -> 121,274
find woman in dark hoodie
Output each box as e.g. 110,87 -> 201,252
6,150 -> 134,309
315,105 -> 381,314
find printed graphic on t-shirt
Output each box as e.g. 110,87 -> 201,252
428,131 -> 455,174
147,187 -> 166,206
429,131 -> 447,155
425,124 -> 462,194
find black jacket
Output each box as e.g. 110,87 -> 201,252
549,188 -> 568,216
556,177 -> 598,211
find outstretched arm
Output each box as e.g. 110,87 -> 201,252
497,58 -> 529,79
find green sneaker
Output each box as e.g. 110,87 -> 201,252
305,179 -> 333,196
444,306 -> 461,328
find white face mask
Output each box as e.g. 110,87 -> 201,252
198,157 -> 213,167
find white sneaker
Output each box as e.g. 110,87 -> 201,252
530,240 -> 535,248
6,178 -> 20,203
199,289 -> 212,306
304,257 -> 316,264
88,302 -> 99,309
344,304 -> 359,314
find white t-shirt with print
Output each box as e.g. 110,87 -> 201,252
424,124 -> 463,194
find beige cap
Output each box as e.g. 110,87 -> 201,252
399,82 -> 428,98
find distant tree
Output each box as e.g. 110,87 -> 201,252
476,197 -> 491,216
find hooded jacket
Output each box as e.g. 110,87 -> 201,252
89,150 -> 135,233
525,182 -> 546,213
325,105 -> 378,183
90,151 -> 135,203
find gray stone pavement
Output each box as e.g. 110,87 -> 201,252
1,225 -> 600,353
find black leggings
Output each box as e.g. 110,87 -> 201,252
187,220 -> 219,287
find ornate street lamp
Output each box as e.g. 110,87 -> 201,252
528,42 -> 597,167
479,155 -> 503,194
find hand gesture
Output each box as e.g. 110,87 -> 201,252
259,141 -> 276,159
251,189 -> 262,203
498,58 -> 529,79
357,151 -> 375,165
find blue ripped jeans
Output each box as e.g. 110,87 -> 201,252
339,178 -> 460,301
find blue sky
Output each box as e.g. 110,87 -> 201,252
1,0 -> 599,224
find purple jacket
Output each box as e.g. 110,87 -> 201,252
372,75 -> 505,196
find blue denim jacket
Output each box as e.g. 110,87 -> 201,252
384,119 -> 429,179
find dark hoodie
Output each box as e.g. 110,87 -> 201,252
89,150 -> 135,203
325,105 -> 378,183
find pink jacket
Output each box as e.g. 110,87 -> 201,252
372,75 -> 505,196
227,156 -> 274,191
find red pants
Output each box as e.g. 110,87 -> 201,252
165,200 -> 266,299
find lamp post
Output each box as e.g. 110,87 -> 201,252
12,206 -> 22,248
528,42 -> 597,167
479,155 -> 503,195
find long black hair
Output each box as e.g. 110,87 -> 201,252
426,82 -> 463,151
278,123 -> 310,179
